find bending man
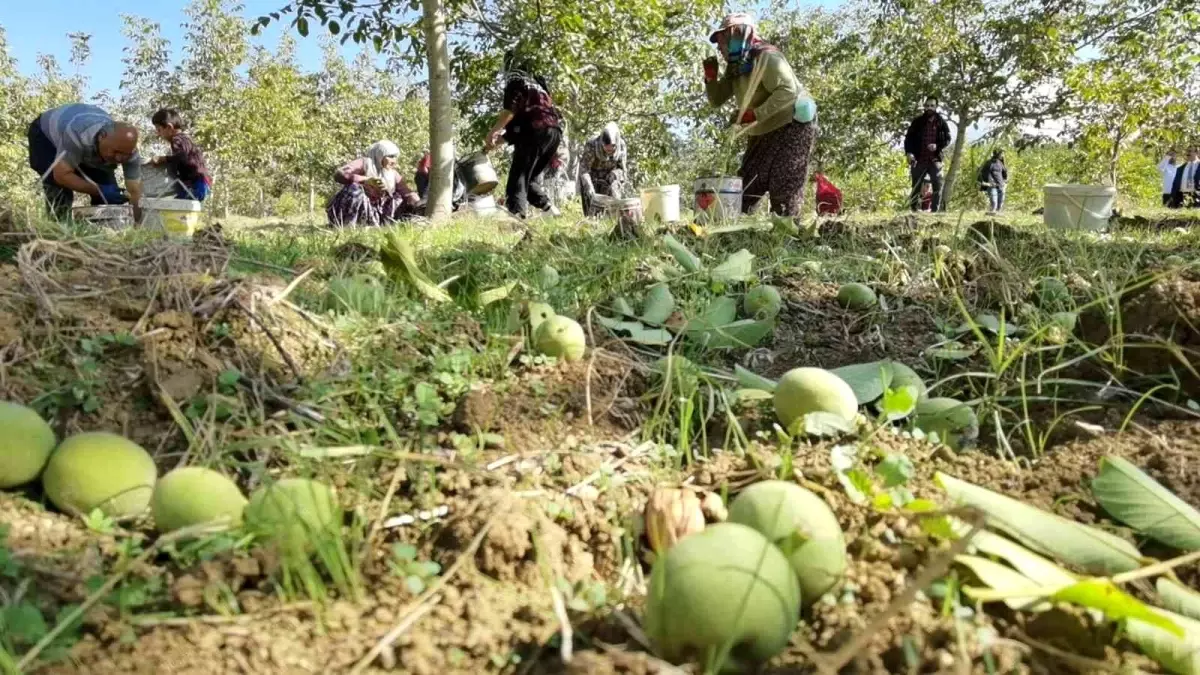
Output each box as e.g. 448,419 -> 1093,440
28,103 -> 143,222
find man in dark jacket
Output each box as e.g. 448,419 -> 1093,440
904,96 -> 952,212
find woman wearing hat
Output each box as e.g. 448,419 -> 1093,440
704,13 -> 816,217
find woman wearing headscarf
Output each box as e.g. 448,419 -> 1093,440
578,122 -> 629,217
704,13 -> 817,217
485,55 -> 563,218
327,140 -> 419,227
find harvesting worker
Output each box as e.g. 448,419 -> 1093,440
484,53 -> 563,219
578,122 -> 629,217
148,108 -> 211,201
703,13 -> 818,218
27,103 -> 144,222
904,96 -> 952,212
327,140 -> 420,227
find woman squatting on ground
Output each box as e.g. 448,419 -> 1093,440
327,140 -> 420,228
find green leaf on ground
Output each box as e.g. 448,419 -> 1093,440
380,233 -> 452,304
936,472 -> 1142,575
1092,455 -> 1200,551
831,361 -> 894,405
597,318 -> 674,346
711,249 -> 755,283
611,297 -> 637,317
688,319 -> 773,350
1159,579 -> 1200,622
830,444 -> 870,504
881,386 -> 917,421
478,282 -> 516,307
957,555 -> 1049,611
959,313 -> 1020,337
1053,579 -> 1182,636
640,284 -> 676,325
734,365 -> 777,393
662,234 -> 702,273
685,296 -> 739,332
1126,608 -> 1200,675
970,530 -> 1077,588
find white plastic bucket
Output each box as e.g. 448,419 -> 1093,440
142,197 -> 203,237
1043,184 -> 1116,231
640,185 -> 681,223
465,195 -> 499,217
694,177 -> 742,223
139,161 -> 176,198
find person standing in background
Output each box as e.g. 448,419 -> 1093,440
978,149 -> 1008,214
904,96 -> 952,212
1159,150 -> 1181,208
1182,147 -> 1200,208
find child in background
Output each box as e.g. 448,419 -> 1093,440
149,108 -> 211,201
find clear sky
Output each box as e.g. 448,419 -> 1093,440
0,0 -> 368,96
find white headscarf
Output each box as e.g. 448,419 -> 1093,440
601,123 -> 621,150
365,140 -> 400,194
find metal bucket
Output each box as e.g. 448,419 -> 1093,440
693,176 -> 742,224
72,205 -> 133,229
456,152 -> 499,196
606,197 -> 643,239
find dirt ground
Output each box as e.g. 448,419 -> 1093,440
5,229 -> 1200,674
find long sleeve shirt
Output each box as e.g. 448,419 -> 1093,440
334,158 -> 413,198
1160,158 -> 1180,194
704,50 -> 804,137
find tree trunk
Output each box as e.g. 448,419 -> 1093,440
308,179 -> 316,215
422,0 -> 454,222
1108,130 -> 1123,186
941,111 -> 973,212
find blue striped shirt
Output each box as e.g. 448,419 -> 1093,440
39,104 -> 142,180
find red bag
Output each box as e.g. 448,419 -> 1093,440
814,173 -> 843,215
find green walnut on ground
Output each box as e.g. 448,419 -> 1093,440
151,467 -> 248,533
244,478 -> 340,553
1032,277 -> 1072,311
534,315 -> 587,362
42,432 -> 157,519
0,401 -> 57,489
837,283 -> 877,310
744,285 -> 783,320
774,367 -> 859,429
644,522 -> 801,672
727,480 -> 847,605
